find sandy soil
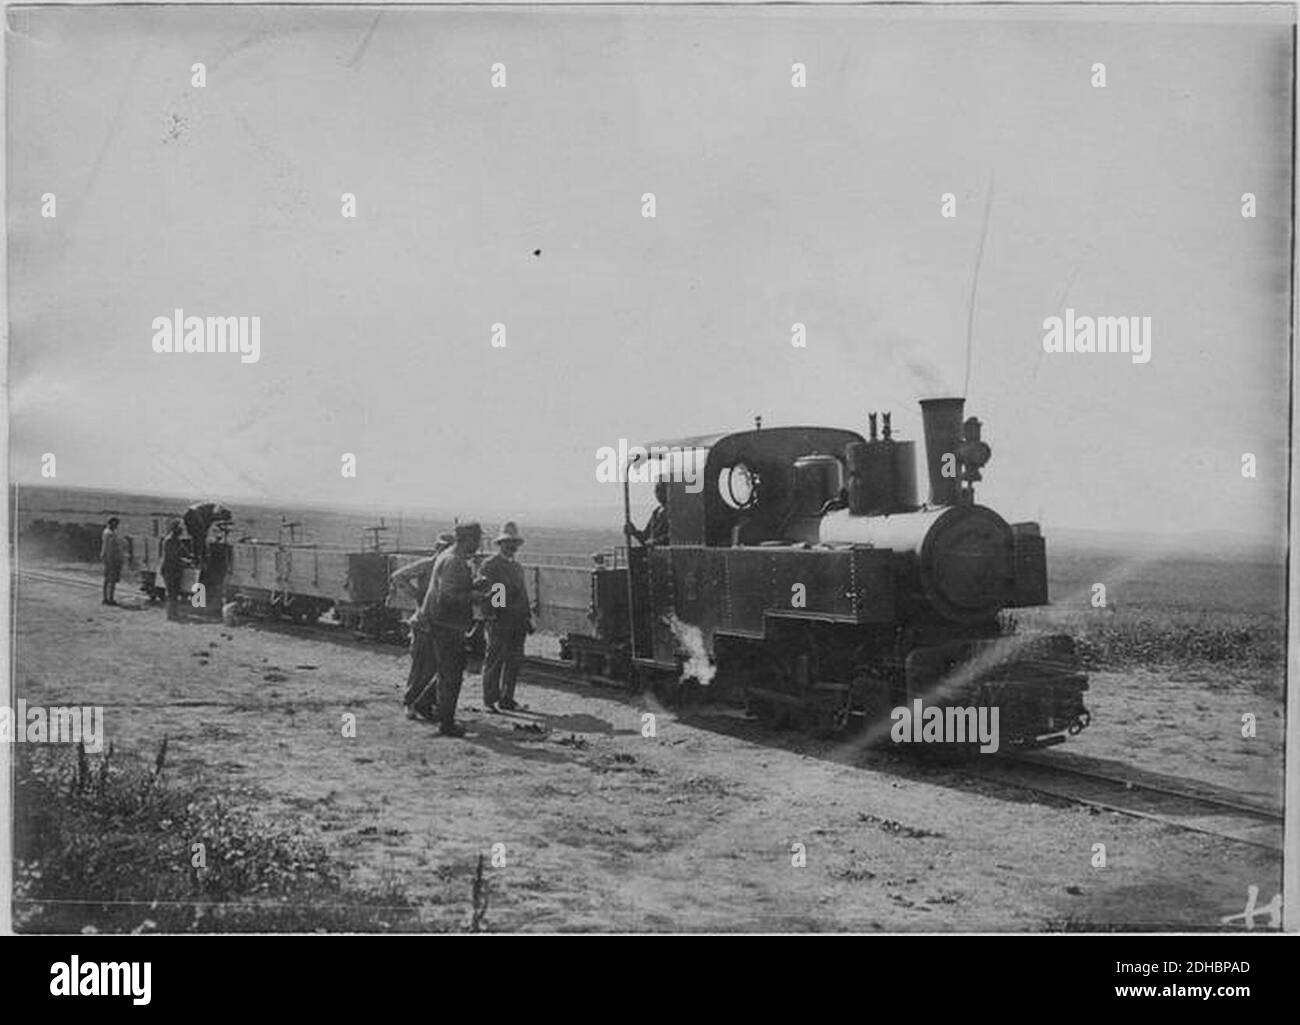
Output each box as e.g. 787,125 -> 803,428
11,570 -> 1283,932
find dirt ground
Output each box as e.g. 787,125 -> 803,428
10,569 -> 1284,932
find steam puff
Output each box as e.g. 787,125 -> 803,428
902,355 -> 955,397
664,614 -> 717,686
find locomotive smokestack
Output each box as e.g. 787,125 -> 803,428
920,397 -> 965,506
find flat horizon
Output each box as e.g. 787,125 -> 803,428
9,480 -> 1287,559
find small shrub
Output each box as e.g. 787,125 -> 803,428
14,744 -> 430,933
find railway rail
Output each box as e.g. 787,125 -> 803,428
15,566 -> 107,592
962,752 -> 1283,852
15,564 -> 1283,852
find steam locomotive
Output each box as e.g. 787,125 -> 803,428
529,397 -> 1090,747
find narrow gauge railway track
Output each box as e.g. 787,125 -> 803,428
15,567 -> 107,592
447,639 -> 1287,854
18,566 -> 1284,851
963,752 -> 1283,852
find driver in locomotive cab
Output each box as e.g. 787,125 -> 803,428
625,482 -> 670,546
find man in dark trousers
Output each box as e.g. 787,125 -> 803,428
160,520 -> 186,622
410,522 -> 484,737
100,517 -> 125,605
477,522 -> 533,712
183,501 -> 232,573
392,531 -> 455,717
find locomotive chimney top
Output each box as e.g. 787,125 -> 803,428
868,413 -> 878,441
919,397 -> 966,506
882,412 -> 892,441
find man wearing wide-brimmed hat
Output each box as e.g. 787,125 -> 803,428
395,531 -> 457,715
410,522 -> 483,737
476,521 -> 532,712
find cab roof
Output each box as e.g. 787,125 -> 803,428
632,426 -> 864,464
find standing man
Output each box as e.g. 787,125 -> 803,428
410,522 -> 484,737
161,520 -> 186,622
392,531 -> 455,716
183,501 -> 232,574
477,522 -> 533,712
100,517 -> 125,605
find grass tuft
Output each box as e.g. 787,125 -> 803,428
14,745 -> 433,933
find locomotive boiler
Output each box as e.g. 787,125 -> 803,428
535,397 -> 1090,747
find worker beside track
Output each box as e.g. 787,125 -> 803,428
394,531 -> 456,717
409,522 -> 486,738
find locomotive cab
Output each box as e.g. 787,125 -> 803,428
631,426 -> 868,549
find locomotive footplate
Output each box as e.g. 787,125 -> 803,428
905,633 -> 1091,747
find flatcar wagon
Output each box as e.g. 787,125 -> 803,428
219,541 -> 394,630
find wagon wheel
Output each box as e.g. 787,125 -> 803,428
622,659 -> 642,695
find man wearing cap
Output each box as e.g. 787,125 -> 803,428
476,522 -> 533,712
410,522 -> 484,737
393,531 -> 456,716
100,517 -> 126,606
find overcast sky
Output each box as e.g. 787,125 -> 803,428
6,4 -> 1294,540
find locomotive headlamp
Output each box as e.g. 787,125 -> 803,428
957,417 -> 990,467
955,438 -> 991,470
955,416 -> 991,485
719,462 -> 759,510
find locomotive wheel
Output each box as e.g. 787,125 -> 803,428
652,673 -> 683,707
809,701 -> 851,739
916,741 -> 982,764
746,696 -> 792,729
853,670 -> 895,747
